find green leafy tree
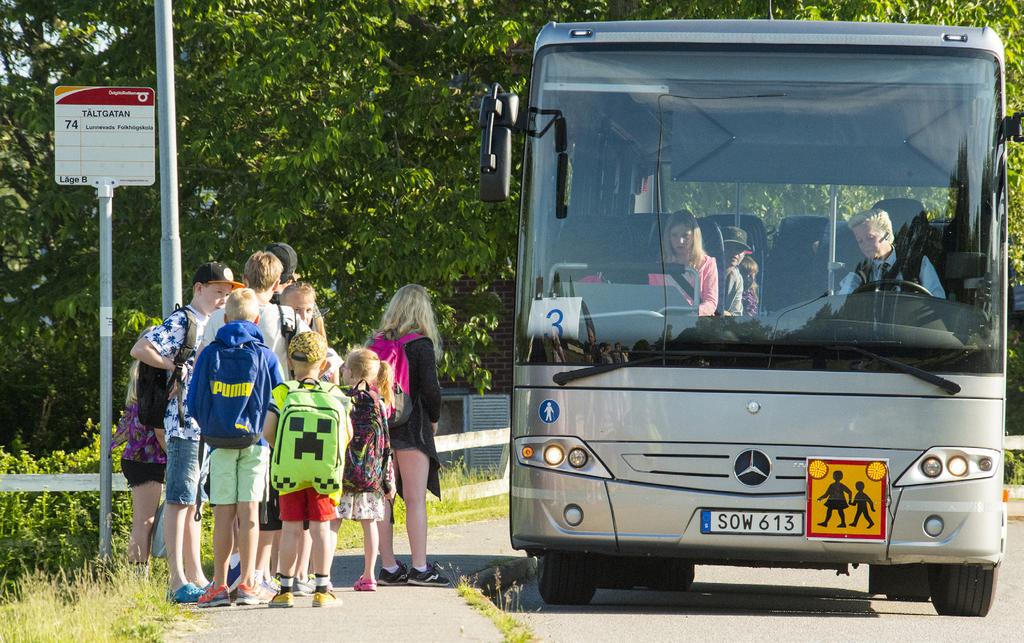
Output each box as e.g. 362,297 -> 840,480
1,1 -> 1022,452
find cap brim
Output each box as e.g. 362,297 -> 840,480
725,240 -> 751,252
207,279 -> 246,290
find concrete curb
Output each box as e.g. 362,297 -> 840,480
469,556 -> 538,598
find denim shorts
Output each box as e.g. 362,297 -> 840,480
165,436 -> 201,505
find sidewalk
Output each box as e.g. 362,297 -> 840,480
182,519 -> 522,642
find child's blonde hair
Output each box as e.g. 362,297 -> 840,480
125,326 -> 158,407
282,281 -> 325,337
344,348 -> 395,408
244,251 -> 283,292
225,288 -> 260,322
374,284 -> 442,359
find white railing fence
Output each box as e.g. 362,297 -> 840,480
0,428 -> 512,501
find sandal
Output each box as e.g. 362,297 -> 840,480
353,576 -> 377,592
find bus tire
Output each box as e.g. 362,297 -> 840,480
538,551 -> 596,605
928,563 -> 997,617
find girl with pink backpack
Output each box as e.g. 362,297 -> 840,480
368,284 -> 449,587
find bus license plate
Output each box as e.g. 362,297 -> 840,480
700,510 -> 804,535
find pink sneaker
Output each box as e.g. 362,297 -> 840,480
353,576 -> 377,592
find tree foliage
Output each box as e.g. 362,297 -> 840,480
1,1 -> 1021,452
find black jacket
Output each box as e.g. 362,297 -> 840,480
398,337 -> 443,499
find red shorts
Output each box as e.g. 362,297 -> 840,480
278,487 -> 335,522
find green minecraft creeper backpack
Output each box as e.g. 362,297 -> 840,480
271,379 -> 351,495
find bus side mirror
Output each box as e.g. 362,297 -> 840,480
1005,111 -> 1024,143
479,84 -> 519,202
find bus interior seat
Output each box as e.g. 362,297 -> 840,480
551,213 -> 660,283
697,218 -> 726,308
872,198 -> 926,236
765,215 -> 829,311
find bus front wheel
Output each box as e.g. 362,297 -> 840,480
928,563 -> 998,617
538,551 -> 596,605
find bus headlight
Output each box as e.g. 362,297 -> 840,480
514,436 -> 612,479
895,447 -> 1000,487
947,455 -> 968,477
543,444 -> 565,466
567,448 -> 589,468
921,457 -> 943,478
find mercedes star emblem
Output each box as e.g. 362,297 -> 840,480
734,449 -> 771,486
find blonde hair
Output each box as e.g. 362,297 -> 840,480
344,348 -> 395,408
281,281 -> 325,337
847,208 -> 893,239
225,288 -> 260,322
374,284 -> 442,359
125,326 -> 158,407
663,210 -> 707,269
244,251 -> 283,292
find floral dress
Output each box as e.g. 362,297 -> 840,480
112,402 -> 167,464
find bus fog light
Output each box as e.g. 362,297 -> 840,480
978,457 -> 993,472
921,456 -> 943,478
924,515 -> 944,537
564,504 -> 584,526
947,455 -> 968,477
567,448 -> 589,468
543,444 -> 565,466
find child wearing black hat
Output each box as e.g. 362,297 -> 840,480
130,261 -> 243,603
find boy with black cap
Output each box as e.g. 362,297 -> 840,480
131,261 -> 243,603
719,226 -> 750,316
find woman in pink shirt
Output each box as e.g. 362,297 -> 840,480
660,210 -> 718,316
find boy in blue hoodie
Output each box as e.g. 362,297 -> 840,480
188,288 -> 283,607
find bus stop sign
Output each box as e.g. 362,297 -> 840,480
54,86 -> 155,186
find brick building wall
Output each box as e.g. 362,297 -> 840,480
446,278 -> 515,395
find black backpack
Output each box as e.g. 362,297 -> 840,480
136,306 -> 199,428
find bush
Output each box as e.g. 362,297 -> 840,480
1008,330 -> 1024,436
0,432 -> 131,592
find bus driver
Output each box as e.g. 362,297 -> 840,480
837,208 -> 946,298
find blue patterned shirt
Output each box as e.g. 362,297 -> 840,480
141,305 -> 209,440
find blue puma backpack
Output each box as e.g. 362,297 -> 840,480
188,337 -> 272,448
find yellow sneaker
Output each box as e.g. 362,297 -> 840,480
312,590 -> 339,608
268,591 -> 294,608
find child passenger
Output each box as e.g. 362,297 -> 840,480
112,327 -> 166,574
335,349 -> 396,591
739,255 -> 759,317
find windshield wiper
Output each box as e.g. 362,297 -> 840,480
552,349 -> 780,386
828,344 -> 960,395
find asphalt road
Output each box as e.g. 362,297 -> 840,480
513,522 -> 1024,642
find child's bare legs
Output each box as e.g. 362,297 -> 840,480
164,503 -> 190,589
278,521 -> 303,579
309,519 -> 333,587
395,449 -> 430,569
212,505 -> 237,587
127,481 -> 162,565
296,527 -> 312,579
329,518 -> 342,557
184,504 -> 210,587
256,529 -> 278,578
236,501 -> 259,587
360,519 -> 379,581
378,500 -> 396,569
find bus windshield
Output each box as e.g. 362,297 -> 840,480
519,46 -> 1003,375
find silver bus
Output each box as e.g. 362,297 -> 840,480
478,20 -> 1024,616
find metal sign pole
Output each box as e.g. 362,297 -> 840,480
96,177 -> 117,560
155,0 -> 182,316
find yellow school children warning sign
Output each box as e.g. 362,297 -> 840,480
806,458 -> 888,541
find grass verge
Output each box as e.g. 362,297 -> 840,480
457,581 -> 535,643
0,559 -> 189,642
